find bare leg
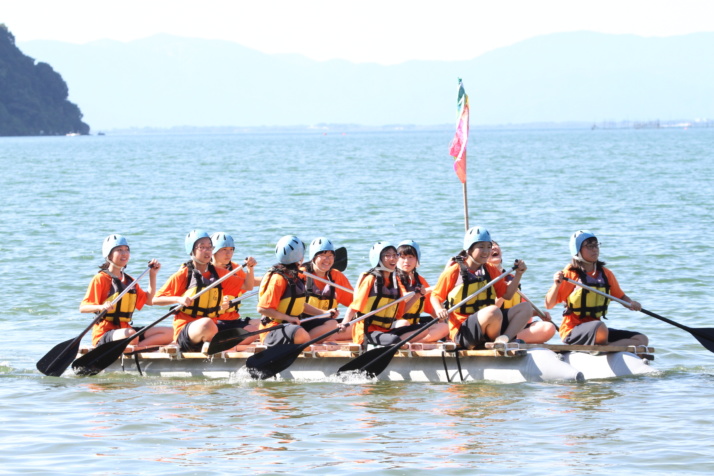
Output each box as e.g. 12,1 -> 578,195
307,320 -> 338,343
609,333 -> 648,346
188,317 -> 219,346
516,321 -> 557,344
476,305 -> 503,341
407,321 -> 449,343
292,327 -> 311,345
503,302 -> 533,340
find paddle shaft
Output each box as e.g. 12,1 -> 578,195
306,291 -> 417,348
246,291 -> 417,378
303,270 -> 432,295
337,266 -> 516,376
37,266 -> 152,376
136,261 -> 247,337
562,276 -> 690,332
72,261 -> 249,376
206,312 -> 334,354
302,271 -> 353,293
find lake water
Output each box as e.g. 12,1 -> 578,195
1,128 -> 713,474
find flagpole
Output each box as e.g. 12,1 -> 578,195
463,182 -> 469,230
449,78 -> 470,231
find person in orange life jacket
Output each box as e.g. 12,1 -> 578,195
80,234 -> 173,347
209,231 -> 260,347
488,241 -> 556,344
544,230 -> 648,346
393,240 -> 449,342
257,235 -> 339,347
342,241 -> 436,346
153,230 -> 243,352
430,227 -> 532,349
300,237 -> 354,341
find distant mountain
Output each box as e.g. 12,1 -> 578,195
0,25 -> 89,136
18,31 -> 714,130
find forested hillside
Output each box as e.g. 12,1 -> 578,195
0,24 -> 89,136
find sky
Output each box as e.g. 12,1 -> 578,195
2,0 -> 714,64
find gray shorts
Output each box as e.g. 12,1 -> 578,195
563,321 -> 641,345
264,324 -> 301,347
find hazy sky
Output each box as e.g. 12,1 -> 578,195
3,0 -> 713,64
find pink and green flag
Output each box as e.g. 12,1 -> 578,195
448,78 -> 469,184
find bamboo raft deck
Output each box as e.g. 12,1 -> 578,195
78,341 -> 656,383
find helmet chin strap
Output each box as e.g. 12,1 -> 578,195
193,256 -> 209,266
374,261 -> 396,273
106,259 -> 125,275
575,255 -> 597,272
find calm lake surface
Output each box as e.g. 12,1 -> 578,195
1,128 -> 713,474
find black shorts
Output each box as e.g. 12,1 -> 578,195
366,323 -> 425,346
455,314 -> 486,349
216,319 -> 251,332
96,326 -> 145,346
300,317 -> 333,332
177,321 -> 204,352
500,308 -> 511,335
456,308 -> 509,349
263,324 -> 301,347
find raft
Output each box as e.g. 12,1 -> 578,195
82,341 -> 656,383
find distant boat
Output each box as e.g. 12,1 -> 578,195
65,132 -> 80,137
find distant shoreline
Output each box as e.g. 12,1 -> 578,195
100,119 -> 713,135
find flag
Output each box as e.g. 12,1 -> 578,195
448,78 -> 469,184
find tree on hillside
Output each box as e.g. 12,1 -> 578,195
0,24 -> 90,136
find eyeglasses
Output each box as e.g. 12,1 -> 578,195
582,242 -> 601,250
472,245 -> 492,251
196,245 -> 214,252
382,253 -> 398,259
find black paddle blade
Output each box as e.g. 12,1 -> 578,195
336,345 -> 398,377
245,344 -> 302,380
690,328 -> 714,353
36,338 -> 82,377
334,247 -> 348,272
71,336 -> 133,376
207,328 -> 250,355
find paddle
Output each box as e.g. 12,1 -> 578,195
245,291 -> 417,380
336,265 -> 516,377
304,270 -> 432,296
334,246 -> 348,272
517,290 -> 559,330
36,266 -> 152,377
563,276 -> 714,353
72,261 -> 246,376
302,270 -> 353,294
206,311 -> 332,355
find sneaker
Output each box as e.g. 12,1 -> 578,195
494,335 -> 509,344
511,338 -> 526,345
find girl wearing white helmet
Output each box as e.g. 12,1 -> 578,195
257,236 -> 339,347
393,240 -> 449,342
80,235 -> 172,347
545,231 -> 647,346
209,232 -> 260,347
342,241 -> 431,346
153,230 -> 245,352
300,237 -> 354,341
488,241 -> 556,344
430,227 -> 532,349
